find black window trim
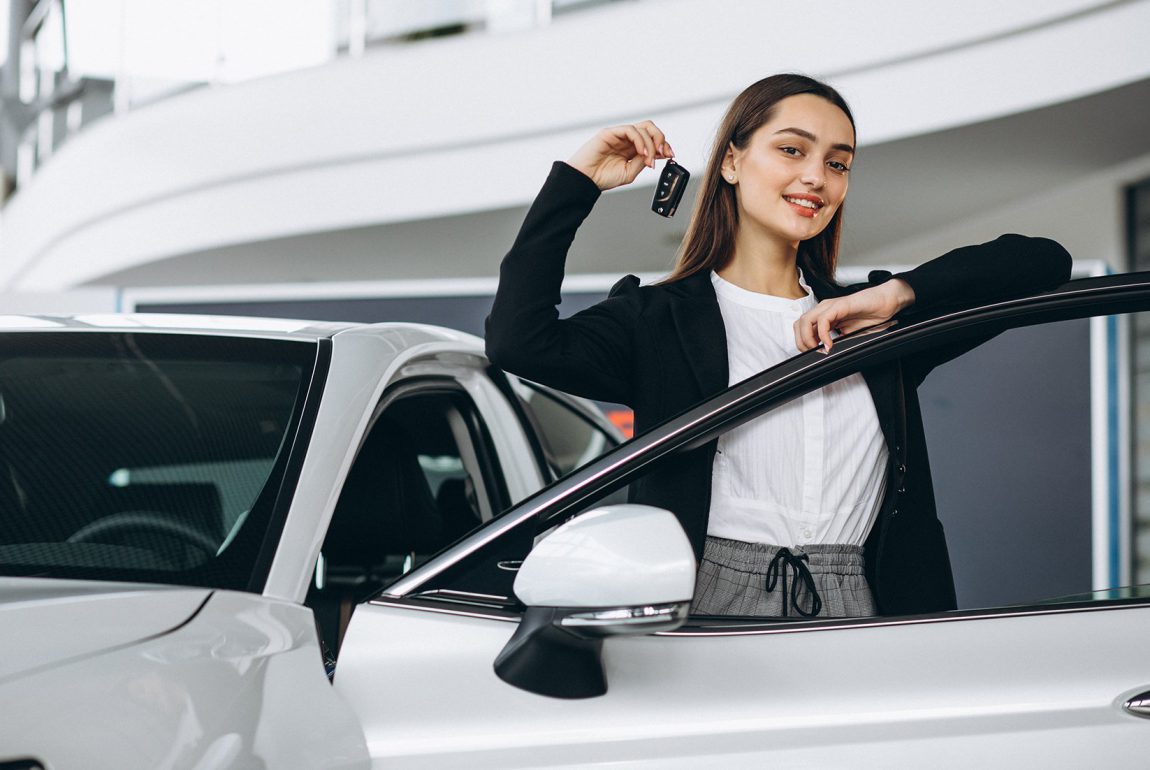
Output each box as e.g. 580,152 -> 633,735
386,273 -> 1150,625
488,366 -> 557,483
248,337 -> 332,591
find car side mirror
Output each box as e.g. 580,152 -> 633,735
493,504 -> 695,699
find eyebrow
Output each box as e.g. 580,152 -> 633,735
773,127 -> 855,154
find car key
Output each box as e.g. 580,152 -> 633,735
651,159 -> 689,217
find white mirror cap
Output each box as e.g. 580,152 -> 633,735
514,505 -> 696,608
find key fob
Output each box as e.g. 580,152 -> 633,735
651,159 -> 689,217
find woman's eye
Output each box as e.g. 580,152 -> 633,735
780,146 -> 801,157
827,160 -> 851,173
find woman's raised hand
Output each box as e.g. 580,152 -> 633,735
568,121 -> 674,191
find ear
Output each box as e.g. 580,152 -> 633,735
722,143 -> 738,182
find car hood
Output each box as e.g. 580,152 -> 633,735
0,577 -> 211,684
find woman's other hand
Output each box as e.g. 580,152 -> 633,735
568,121 -> 674,191
795,279 -> 916,353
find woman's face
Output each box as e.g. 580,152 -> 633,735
724,93 -> 855,249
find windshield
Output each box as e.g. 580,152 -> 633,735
0,331 -> 318,591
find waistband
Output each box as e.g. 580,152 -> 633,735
702,536 -> 866,575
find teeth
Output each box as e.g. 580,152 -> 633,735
784,196 -> 820,209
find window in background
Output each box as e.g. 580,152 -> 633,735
1128,176 -> 1150,584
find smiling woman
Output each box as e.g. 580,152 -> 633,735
485,73 -> 1072,619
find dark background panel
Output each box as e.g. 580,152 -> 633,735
138,295 -> 1096,610
918,319 -> 1092,609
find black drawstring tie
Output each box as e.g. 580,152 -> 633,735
765,547 -> 822,617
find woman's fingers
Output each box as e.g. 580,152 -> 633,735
636,120 -> 673,159
621,125 -> 656,168
794,313 -> 820,352
568,122 -> 674,190
795,301 -> 846,353
817,315 -> 836,352
835,318 -> 870,336
621,154 -> 647,184
795,285 -> 911,353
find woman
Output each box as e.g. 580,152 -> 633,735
485,74 -> 1071,618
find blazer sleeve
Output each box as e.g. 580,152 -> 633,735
861,234 -> 1073,384
485,162 -> 640,405
891,233 -> 1072,314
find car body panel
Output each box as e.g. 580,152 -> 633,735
0,588 -> 369,769
0,578 -> 210,684
337,599 -> 1150,768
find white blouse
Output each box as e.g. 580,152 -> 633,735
708,271 -> 889,547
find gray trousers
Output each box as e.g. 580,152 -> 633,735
691,536 -> 876,618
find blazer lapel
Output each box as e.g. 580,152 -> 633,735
670,271 -> 729,398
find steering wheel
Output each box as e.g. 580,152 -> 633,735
67,510 -> 220,557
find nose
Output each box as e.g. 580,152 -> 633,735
800,160 -> 825,189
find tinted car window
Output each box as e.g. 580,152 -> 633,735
0,332 -> 317,591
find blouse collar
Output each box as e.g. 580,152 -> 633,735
710,269 -> 817,313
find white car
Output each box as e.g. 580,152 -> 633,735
2,270 -> 1150,769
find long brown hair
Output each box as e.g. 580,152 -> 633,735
663,74 -> 855,286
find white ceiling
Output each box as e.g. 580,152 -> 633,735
93,76 -> 1150,288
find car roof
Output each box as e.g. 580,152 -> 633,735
0,313 -> 486,348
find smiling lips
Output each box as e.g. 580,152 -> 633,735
783,193 -> 824,218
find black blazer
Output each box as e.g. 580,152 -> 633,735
486,162 -> 1072,615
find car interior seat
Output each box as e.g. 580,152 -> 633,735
435,475 -> 483,542
310,416 -> 445,656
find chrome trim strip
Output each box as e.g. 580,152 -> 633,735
660,598 -> 1150,637
370,595 -> 1150,635
368,596 -> 517,622
409,588 -> 509,602
386,278 -> 1150,596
